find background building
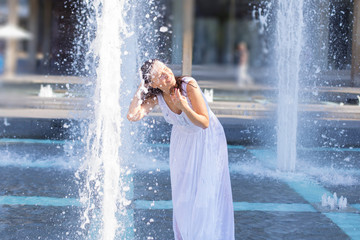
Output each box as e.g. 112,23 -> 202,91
0,0 -> 358,86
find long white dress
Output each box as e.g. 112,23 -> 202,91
157,77 -> 235,240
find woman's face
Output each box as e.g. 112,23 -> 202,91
149,61 -> 175,90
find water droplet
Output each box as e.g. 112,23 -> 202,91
159,26 -> 168,32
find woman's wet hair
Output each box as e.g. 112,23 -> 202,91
140,59 -> 157,86
140,59 -> 192,100
140,59 -> 163,100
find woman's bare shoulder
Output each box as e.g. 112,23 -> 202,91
186,78 -> 199,93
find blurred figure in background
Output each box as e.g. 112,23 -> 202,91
235,41 -> 254,87
0,43 -> 4,74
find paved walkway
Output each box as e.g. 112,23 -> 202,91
0,74 -> 359,128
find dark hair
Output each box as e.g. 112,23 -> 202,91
140,59 -> 187,100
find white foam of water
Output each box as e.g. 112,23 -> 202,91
78,0 -> 130,239
0,150 -> 80,170
229,160 -> 358,186
130,153 -> 169,172
3,118 -> 10,126
203,89 -> 214,103
297,161 -> 359,186
38,84 -> 54,98
322,192 -> 348,210
252,2 -> 272,35
230,161 -> 300,181
128,145 -> 359,186
276,0 -> 304,171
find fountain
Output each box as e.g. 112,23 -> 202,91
64,0 -> 359,239
321,192 -> 348,210
71,0 -> 173,237
77,0 -> 131,239
0,0 -> 359,239
275,0 -> 304,171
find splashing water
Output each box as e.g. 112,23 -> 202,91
321,192 -> 348,210
252,2 -> 272,35
38,84 -> 54,97
78,0 -> 131,239
276,0 -> 304,171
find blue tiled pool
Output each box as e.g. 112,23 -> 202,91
0,139 -> 359,239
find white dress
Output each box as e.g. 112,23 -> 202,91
157,77 -> 235,240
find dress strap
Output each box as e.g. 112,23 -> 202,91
180,77 -> 196,97
180,77 -> 212,123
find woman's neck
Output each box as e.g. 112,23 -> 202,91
162,84 -> 176,96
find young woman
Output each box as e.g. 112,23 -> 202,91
127,59 -> 234,240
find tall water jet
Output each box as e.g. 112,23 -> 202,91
78,0 -> 132,239
276,0 -> 304,171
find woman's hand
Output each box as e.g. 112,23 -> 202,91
177,80 -> 209,129
127,83 -> 157,122
170,88 -> 188,110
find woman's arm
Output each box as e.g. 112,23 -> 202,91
127,85 -> 158,122
171,80 -> 209,129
